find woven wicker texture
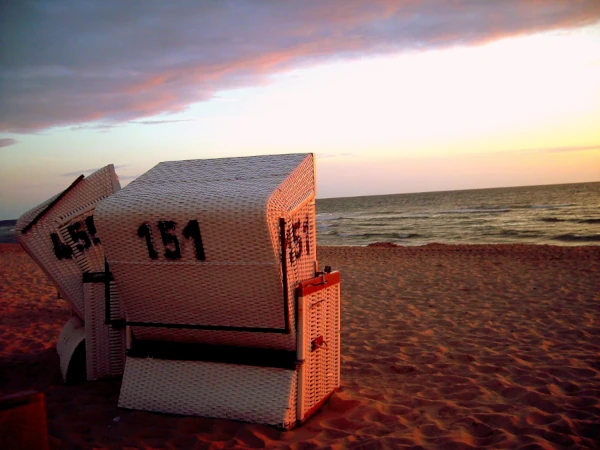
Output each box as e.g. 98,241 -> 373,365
56,316 -> 86,382
118,358 -> 297,428
15,165 -> 120,318
98,153 -> 339,428
95,154 -> 316,349
83,281 -> 125,380
298,279 -> 341,420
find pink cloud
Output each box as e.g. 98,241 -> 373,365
0,138 -> 17,148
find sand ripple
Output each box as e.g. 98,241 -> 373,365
1,243 -> 599,448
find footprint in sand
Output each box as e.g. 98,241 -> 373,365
448,352 -> 476,363
453,418 -> 495,438
436,405 -> 458,418
390,365 -> 416,374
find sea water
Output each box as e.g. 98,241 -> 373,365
316,182 -> 600,246
2,182 -> 599,246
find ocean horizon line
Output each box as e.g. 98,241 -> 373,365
316,179 -> 600,202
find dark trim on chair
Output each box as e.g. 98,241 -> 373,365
21,175 -> 85,234
280,218 -> 291,334
128,339 -> 299,370
125,321 -> 290,334
82,270 -> 114,283
104,259 -> 112,326
82,266 -> 125,328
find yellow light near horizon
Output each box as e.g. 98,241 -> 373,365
220,28 -> 599,158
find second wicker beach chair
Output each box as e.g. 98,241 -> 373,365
15,165 -> 126,382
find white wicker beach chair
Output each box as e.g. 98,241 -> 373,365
94,153 -> 341,429
15,165 -> 126,381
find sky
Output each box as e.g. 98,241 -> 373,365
1,1 -> 599,220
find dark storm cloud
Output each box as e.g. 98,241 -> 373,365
1,0 -> 599,132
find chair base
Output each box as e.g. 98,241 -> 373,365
118,356 -> 301,429
83,281 -> 125,380
56,317 -> 86,383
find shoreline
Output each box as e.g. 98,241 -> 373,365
3,241 -> 600,251
1,242 -> 599,448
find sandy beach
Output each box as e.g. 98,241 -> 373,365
1,243 -> 599,449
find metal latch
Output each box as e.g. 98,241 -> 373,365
311,336 -> 327,352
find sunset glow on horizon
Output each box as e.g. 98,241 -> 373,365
1,1 -> 599,219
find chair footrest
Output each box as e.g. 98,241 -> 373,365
118,356 -> 298,428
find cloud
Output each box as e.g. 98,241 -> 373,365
62,168 -> 101,177
0,138 -> 17,148
1,1 -> 599,132
62,165 -> 127,177
132,119 -> 192,125
70,123 -> 120,131
317,153 -> 356,159
500,144 -> 600,155
68,118 -> 190,131
532,144 -> 600,154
